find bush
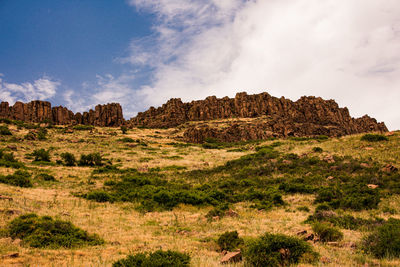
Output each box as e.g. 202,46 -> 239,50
7,213 -> 104,248
112,250 -> 190,267
0,125 -> 12,135
37,128 -> 48,140
121,126 -> 128,134
73,125 -> 94,131
245,232 -> 319,266
118,137 -> 135,143
312,147 -> 323,153
217,231 -> 244,251
32,149 -> 51,162
0,170 -> 32,187
78,153 -> 103,166
361,134 -> 388,142
86,191 -> 113,202
362,218 -> 400,258
36,173 -> 56,181
312,222 -> 343,242
60,152 -> 76,166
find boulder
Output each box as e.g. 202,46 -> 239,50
220,250 -> 242,264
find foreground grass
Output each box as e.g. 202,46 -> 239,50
0,124 -> 399,266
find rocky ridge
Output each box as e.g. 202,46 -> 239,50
0,101 -> 124,127
128,92 -> 387,143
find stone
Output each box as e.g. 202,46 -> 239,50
1,252 -> 19,258
360,163 -> 370,168
7,145 -> 17,151
296,230 -> 308,236
220,250 -> 242,264
225,209 -> 239,217
326,176 -> 335,181
367,184 -> 379,189
320,256 -> 331,264
0,101 -> 124,127
323,155 -> 335,163
128,92 -> 387,143
382,164 -> 398,173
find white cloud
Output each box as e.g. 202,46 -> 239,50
0,75 -> 60,104
126,0 -> 400,130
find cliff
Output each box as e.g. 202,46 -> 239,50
128,92 -> 387,142
0,101 -> 124,127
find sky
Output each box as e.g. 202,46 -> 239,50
0,0 -> 399,130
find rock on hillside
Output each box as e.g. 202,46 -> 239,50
128,92 -> 387,142
0,101 -> 124,127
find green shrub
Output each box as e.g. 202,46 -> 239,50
35,173 -> 56,181
245,233 -> 319,266
73,125 -> 94,131
60,152 -> 76,166
312,222 -> 343,242
78,153 -> 103,166
0,150 -> 24,169
120,126 -> 128,134
7,213 -> 104,248
3,152 -> 16,162
362,218 -> 400,258
24,131 -> 37,140
217,231 -> 244,251
112,250 -> 190,267
118,137 -> 135,143
0,125 -> 12,135
361,134 -> 388,142
32,149 -> 51,162
37,128 -> 48,140
0,170 -> 32,187
312,147 -> 323,153
86,191 -> 113,202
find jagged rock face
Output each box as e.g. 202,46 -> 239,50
129,92 -> 387,142
0,101 -> 124,127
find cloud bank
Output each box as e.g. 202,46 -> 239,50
125,0 -> 400,130
0,74 -> 60,104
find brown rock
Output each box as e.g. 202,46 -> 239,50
2,252 -> 19,258
367,184 -> 379,189
128,92 -> 387,143
385,131 -> 395,136
296,230 -> 308,236
326,176 -> 335,181
220,250 -> 242,264
320,256 -> 331,264
0,101 -> 125,127
226,209 -> 239,217
323,155 -> 335,163
360,163 -> 370,168
7,145 -> 17,151
382,164 -> 398,173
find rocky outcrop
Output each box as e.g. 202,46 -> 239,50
0,101 -> 124,127
128,92 -> 387,142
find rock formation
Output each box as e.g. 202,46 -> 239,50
0,101 -> 124,127
128,92 -> 387,143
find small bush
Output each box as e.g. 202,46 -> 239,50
60,152 -> 76,166
245,232 -> 319,266
112,250 -> 190,267
312,147 -> 323,153
86,191 -> 113,202
0,125 -> 12,135
37,128 -> 48,140
362,218 -> 400,258
73,125 -> 94,131
7,213 -> 104,248
78,153 -> 103,166
120,126 -> 128,134
32,149 -> 51,162
36,173 -> 56,181
24,131 -> 37,140
361,134 -> 388,142
312,222 -> 343,242
0,170 -> 32,187
118,137 -> 135,143
217,231 -> 244,251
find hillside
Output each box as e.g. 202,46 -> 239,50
0,119 -> 399,266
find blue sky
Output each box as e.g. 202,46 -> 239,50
0,0 -> 399,129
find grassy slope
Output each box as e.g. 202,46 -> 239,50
0,124 -> 399,266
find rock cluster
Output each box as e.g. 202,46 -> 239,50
128,92 -> 387,142
0,101 -> 124,127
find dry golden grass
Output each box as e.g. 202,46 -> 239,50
0,125 -> 399,266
